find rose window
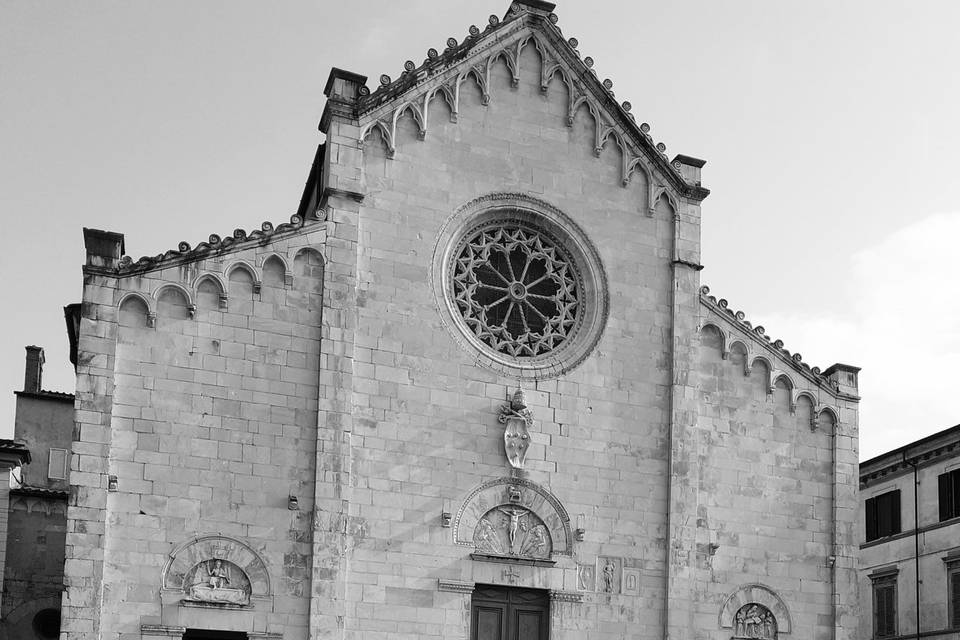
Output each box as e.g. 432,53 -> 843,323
452,225 -> 580,358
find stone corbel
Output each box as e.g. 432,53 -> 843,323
146,312 -> 157,328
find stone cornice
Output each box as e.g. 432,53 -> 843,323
11,486 -> 68,500
549,590 -> 583,603
84,212 -> 325,278
14,389 -> 75,403
437,579 -> 475,593
860,423 -> 960,485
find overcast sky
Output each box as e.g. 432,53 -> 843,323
3,1 -> 958,460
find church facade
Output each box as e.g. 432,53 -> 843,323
61,2 -> 860,639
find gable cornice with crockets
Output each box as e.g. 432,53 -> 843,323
323,1 -> 709,210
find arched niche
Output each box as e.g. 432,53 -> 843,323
162,535 -> 270,601
261,254 -> 288,287
118,293 -> 152,329
155,285 -> 192,320
453,477 -> 572,556
719,584 -> 791,636
195,274 -> 226,310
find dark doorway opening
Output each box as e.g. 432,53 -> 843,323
471,584 -> 549,640
183,631 -> 247,640
32,608 -> 61,640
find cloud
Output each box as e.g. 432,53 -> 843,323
758,212 -> 960,460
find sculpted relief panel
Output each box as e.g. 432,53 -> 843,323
162,535 -> 271,609
453,478 -> 572,557
733,604 -> 777,640
183,558 -> 251,606
473,505 -> 552,559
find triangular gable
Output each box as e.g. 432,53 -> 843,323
321,0 -> 709,211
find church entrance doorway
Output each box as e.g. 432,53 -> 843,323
471,584 -> 549,640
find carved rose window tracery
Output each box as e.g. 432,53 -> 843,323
452,224 -> 580,358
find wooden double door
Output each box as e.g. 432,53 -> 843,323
471,585 -> 549,640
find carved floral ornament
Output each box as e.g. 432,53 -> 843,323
432,194 -> 608,380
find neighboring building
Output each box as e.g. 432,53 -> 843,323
0,346 -> 74,640
0,440 -> 30,637
59,2 -> 860,639
859,424 -> 960,640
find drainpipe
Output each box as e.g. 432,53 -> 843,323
905,453 -> 920,639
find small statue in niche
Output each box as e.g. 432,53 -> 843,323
734,604 -> 777,640
206,559 -> 229,589
498,387 -> 534,469
602,559 -> 616,593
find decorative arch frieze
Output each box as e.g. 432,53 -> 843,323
162,535 -> 270,606
699,321 -> 728,359
193,272 -> 227,296
359,119 -> 396,158
425,84 -> 458,123
651,185 -> 681,219
719,584 -> 791,636
393,101 -> 427,140
487,48 -> 519,87
154,283 -> 196,318
355,25 -> 689,213
815,405 -> 840,433
453,477 -> 572,556
624,155 -> 652,189
118,291 -> 155,313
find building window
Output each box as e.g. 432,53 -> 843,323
452,223 -> 580,358
947,560 -> 960,629
865,490 -> 901,542
434,195 -> 609,380
939,469 -> 960,521
47,448 -> 68,480
871,573 -> 898,638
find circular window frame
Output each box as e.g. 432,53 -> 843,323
432,193 -> 608,379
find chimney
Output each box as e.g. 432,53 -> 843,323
83,228 -> 125,270
24,346 -> 44,393
672,154 -> 706,187
823,363 -> 860,398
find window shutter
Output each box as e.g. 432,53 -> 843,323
866,497 -> 878,542
952,571 -> 960,629
875,582 -> 897,637
890,490 -> 901,535
874,583 -> 886,636
941,473 -> 953,521
952,471 -> 960,519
